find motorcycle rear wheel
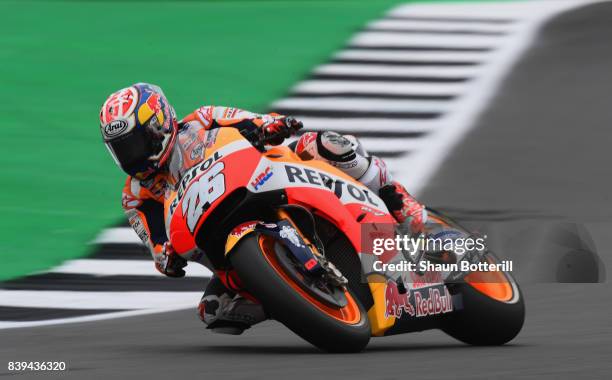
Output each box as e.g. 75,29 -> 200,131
442,255 -> 525,345
229,233 -> 371,352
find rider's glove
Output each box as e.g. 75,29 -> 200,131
261,116 -> 303,145
155,242 -> 187,278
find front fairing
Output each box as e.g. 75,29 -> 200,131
164,128 -> 261,254
164,127 -> 395,261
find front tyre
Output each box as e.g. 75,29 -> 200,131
229,233 -> 371,352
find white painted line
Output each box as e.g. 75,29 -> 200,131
0,307 -> 193,330
350,32 -> 504,49
0,291 -> 202,310
93,227 -> 141,244
334,49 -> 493,63
314,63 -> 480,78
297,117 -> 440,134
293,80 -> 467,96
389,0 -> 600,195
367,19 -> 519,33
389,1 -> 581,19
335,49 -> 492,63
273,97 -> 451,113
48,259 -> 213,278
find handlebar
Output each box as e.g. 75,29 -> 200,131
241,117 -> 303,150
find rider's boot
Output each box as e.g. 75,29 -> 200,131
378,181 -> 427,235
198,276 -> 266,335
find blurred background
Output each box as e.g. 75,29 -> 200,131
0,0 -> 400,280
1,0 -> 611,377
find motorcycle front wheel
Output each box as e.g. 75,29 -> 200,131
229,232 -> 371,352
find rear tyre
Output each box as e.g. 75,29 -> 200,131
229,233 -> 371,352
442,255 -> 525,345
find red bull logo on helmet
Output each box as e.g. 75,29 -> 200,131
137,92 -> 165,126
146,93 -> 161,113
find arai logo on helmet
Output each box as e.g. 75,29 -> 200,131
103,119 -> 129,138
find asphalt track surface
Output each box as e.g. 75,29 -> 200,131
2,3 -> 612,379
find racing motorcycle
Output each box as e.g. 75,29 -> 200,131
165,127 -> 525,352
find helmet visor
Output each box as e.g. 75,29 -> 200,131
105,127 -> 163,178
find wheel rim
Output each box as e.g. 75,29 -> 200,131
464,256 -> 514,302
258,235 -> 362,324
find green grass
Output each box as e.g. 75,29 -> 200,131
0,0 -> 510,280
0,0 -> 405,280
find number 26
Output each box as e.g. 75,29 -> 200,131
182,162 -> 225,232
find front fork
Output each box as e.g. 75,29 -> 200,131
223,209 -> 347,290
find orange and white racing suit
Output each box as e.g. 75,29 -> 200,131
121,105 -> 426,334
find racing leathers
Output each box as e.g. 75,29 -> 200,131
122,105 -> 426,335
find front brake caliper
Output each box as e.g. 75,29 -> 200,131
255,220 -> 348,286
319,260 -> 349,287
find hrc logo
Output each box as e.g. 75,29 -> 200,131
251,167 -> 273,190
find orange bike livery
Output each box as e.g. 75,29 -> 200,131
100,83 -> 523,352
162,126 -> 524,351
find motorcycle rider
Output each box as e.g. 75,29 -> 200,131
100,83 -> 427,335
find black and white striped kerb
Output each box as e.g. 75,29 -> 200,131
272,13 -> 517,166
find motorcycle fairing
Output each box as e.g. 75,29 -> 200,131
165,127 -> 455,337
167,127 -> 394,255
